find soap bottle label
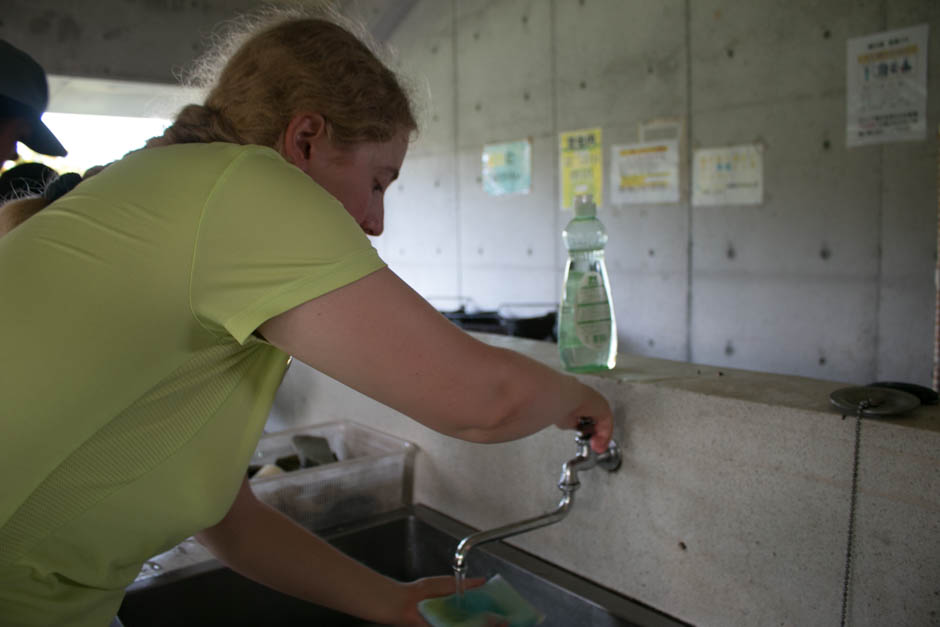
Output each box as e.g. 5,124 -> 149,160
574,271 -> 611,349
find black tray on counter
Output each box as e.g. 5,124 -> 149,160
440,307 -> 557,341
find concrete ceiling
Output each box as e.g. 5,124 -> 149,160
46,75 -> 201,118
345,0 -> 418,43
39,1 -> 417,118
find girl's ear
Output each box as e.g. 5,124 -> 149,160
281,112 -> 329,169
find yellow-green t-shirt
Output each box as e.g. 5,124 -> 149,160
0,143 -> 385,626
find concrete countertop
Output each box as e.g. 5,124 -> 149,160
475,333 -> 940,433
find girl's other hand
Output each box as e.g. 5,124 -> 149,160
393,575 -> 487,627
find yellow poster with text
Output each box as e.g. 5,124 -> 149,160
559,127 -> 603,210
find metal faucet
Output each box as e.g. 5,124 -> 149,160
452,419 -> 621,576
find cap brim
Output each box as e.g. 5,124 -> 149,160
23,118 -> 67,157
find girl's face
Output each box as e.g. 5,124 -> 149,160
288,121 -> 408,237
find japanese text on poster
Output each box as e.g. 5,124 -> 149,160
610,140 -> 679,205
559,127 -> 602,210
692,144 -> 763,207
847,24 -> 928,146
482,139 -> 532,196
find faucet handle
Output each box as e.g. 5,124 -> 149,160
576,417 -> 595,442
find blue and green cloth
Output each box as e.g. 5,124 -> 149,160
418,575 -> 544,627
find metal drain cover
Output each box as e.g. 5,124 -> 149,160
829,386 -> 920,417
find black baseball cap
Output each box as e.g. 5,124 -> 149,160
0,40 -> 66,157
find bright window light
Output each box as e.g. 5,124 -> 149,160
13,112 -> 171,176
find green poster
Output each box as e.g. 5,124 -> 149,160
482,139 -> 532,196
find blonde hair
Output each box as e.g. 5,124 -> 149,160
147,11 -> 417,149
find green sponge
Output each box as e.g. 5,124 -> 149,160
418,574 -> 544,627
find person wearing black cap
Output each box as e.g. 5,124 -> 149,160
0,39 -> 67,164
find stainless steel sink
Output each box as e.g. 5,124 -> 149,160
119,505 -> 686,626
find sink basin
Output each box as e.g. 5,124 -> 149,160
120,505 -> 686,626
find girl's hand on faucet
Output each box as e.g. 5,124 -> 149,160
562,381 -> 614,454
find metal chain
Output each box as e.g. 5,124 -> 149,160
840,403 -> 866,627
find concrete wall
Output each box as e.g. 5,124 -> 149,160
369,0 -> 940,388
265,335 -> 940,627
2,0 -> 937,386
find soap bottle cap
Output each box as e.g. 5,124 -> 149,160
573,194 -> 596,217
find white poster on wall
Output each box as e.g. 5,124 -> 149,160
610,140 -> 679,205
692,144 -> 763,207
847,24 -> 929,147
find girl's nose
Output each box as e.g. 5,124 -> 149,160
361,204 -> 384,236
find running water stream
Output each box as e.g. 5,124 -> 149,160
454,569 -> 466,608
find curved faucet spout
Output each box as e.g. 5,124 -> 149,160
453,492 -> 573,574
452,429 -> 622,577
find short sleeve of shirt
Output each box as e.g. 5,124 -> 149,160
190,146 -> 385,343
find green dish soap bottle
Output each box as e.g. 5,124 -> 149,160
558,193 -> 617,372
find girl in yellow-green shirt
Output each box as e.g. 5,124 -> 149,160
0,11 -> 614,627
